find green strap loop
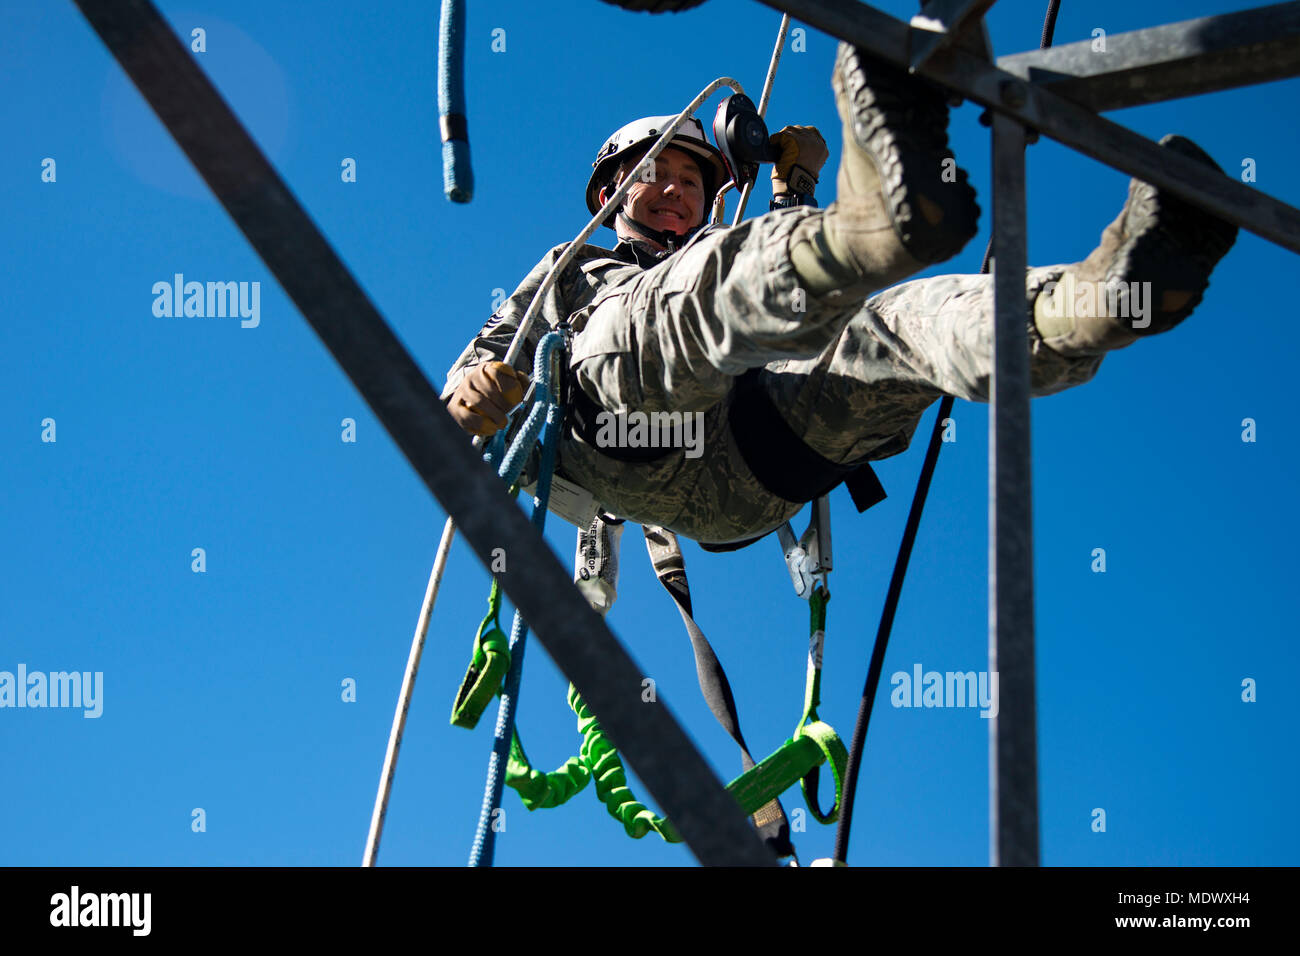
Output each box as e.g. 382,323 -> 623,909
794,585 -> 844,823
571,686 -> 682,842
504,728 -> 590,810
796,720 -> 848,824
450,580 -> 511,729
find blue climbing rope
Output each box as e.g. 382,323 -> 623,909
496,387 -> 548,489
468,331 -> 567,866
438,0 -> 473,202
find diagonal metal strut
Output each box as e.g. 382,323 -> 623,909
72,0 -> 774,866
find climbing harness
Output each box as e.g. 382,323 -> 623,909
729,367 -> 887,518
456,479 -> 849,862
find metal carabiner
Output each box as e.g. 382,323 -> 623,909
776,496 -> 832,600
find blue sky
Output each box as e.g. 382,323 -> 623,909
2,0 -> 1296,867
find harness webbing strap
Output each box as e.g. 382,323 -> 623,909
642,525 -> 796,858
569,371 -> 887,522
729,369 -> 887,512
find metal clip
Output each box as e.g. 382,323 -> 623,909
776,496 -> 832,600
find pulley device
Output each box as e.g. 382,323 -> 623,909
712,92 -> 779,191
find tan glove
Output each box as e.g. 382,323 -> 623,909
446,361 -> 529,437
769,125 -> 829,198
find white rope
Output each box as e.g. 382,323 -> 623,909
362,515 -> 456,866
732,14 -> 791,225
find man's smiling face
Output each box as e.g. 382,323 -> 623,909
602,146 -> 707,245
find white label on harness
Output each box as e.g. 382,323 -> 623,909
546,474 -> 599,528
809,629 -> 824,671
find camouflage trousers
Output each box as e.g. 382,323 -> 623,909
561,204 -> 1105,544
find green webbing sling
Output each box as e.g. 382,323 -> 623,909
506,726 -> 590,810
503,684 -> 679,840
450,578 -> 512,730
573,686 -> 682,842
500,587 -> 848,843
796,586 -> 848,824
717,587 -> 847,823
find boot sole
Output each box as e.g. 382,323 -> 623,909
834,43 -> 980,264
1106,135 -> 1238,333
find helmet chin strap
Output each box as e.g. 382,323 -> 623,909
617,210 -> 697,253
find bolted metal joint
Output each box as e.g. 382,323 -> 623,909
999,78 -> 1028,108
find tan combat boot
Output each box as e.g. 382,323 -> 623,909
790,43 -> 981,299
1034,135 -> 1239,357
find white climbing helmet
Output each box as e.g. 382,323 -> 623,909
585,115 -> 731,229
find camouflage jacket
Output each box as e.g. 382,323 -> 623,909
440,226 -> 814,545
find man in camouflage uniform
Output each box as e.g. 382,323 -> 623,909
442,44 -> 1237,548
